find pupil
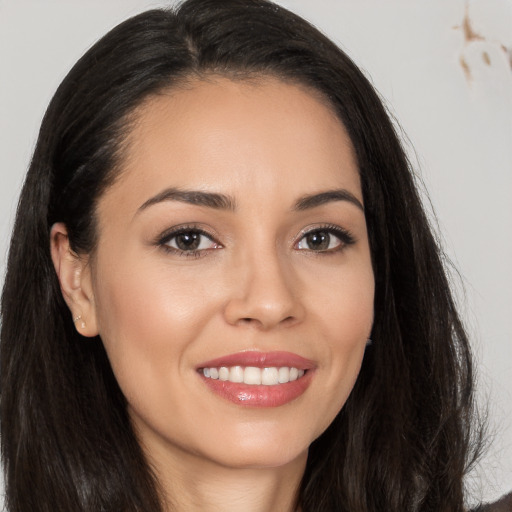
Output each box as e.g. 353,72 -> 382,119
307,231 -> 329,251
176,233 -> 200,251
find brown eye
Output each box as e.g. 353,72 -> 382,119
174,232 -> 201,251
295,226 -> 355,253
164,230 -> 219,253
299,231 -> 340,251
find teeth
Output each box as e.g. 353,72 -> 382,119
202,366 -> 306,385
229,366 -> 244,383
278,367 -> 289,383
244,366 -> 262,385
261,367 -> 279,385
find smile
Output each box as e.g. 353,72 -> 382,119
197,351 -> 315,407
201,366 -> 306,385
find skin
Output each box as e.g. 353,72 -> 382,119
51,77 -> 375,512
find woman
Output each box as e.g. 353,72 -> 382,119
0,0 -> 485,510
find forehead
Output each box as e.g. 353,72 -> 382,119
107,77 -> 361,211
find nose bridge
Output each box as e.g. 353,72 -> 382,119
224,240 -> 303,329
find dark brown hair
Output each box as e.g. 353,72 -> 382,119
1,1 -> 483,510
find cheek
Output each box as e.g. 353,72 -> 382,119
94,251 -> 212,336
305,259 -> 374,405
90,254 -> 218,391
307,254 -> 374,340
90,261 -> 220,442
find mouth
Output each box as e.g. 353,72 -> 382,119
196,351 -> 315,407
199,365 -> 306,385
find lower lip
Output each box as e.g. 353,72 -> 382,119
200,370 -> 314,407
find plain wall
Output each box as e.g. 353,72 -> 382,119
0,0 -> 511,506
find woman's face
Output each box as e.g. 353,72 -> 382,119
83,78 -> 374,471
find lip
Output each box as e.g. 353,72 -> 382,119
197,350 -> 316,370
197,351 -> 316,407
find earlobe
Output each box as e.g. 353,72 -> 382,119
50,223 -> 99,337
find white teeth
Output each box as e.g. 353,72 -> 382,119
261,367 -> 279,385
202,366 -> 306,385
278,367 -> 290,383
244,367 -> 262,385
229,366 -> 244,383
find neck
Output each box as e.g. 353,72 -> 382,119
147,443 -> 306,512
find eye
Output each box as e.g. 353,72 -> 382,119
295,226 -> 355,253
160,228 -> 220,255
297,231 -> 340,251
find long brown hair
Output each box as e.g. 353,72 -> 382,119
1,1 -> 483,510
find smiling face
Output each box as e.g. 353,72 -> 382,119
72,77 -> 374,473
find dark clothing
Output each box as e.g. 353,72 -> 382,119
472,492 -> 512,512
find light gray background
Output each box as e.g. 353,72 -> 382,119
0,0 -> 510,506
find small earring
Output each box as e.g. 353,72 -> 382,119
366,338 -> 373,347
73,315 -> 86,329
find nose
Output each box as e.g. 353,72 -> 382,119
223,249 -> 305,331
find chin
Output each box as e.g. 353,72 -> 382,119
207,445 -> 309,471
196,427 -> 313,470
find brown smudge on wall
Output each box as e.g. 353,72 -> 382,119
461,3 -> 484,44
455,0 -> 512,83
460,55 -> 472,81
503,44 -> 512,69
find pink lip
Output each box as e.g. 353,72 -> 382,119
197,351 -> 316,408
197,351 -> 315,370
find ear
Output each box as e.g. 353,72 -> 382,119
50,223 -> 99,337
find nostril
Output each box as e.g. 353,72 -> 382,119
237,315 -> 296,328
237,317 -> 262,327
224,291 -> 305,330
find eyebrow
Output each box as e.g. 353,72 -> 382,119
293,189 -> 364,212
137,187 -> 363,214
137,187 -> 236,212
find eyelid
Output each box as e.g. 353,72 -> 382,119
156,224 -> 223,255
293,223 -> 356,251
158,225 -> 208,241
154,222 -> 355,256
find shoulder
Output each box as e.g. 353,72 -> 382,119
471,492 -> 512,512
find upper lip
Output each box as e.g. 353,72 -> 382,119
197,351 -> 316,370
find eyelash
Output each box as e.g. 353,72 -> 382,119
157,225 -> 220,258
156,223 -> 356,258
295,224 -> 356,254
